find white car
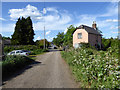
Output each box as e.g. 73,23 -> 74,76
7,50 -> 29,56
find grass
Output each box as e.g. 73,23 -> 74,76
61,47 -> 119,88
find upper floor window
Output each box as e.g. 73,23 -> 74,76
78,33 -> 82,39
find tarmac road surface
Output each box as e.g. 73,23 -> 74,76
3,50 -> 78,88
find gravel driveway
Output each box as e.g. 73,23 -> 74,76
3,50 -> 78,88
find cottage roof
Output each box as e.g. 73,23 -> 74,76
76,25 -> 102,36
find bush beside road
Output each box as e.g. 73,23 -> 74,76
61,47 -> 119,88
2,55 -> 34,79
2,45 -> 48,79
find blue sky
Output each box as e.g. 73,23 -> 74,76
0,2 -> 118,41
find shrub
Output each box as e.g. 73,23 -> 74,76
3,45 -> 47,56
29,49 -> 48,55
61,47 -> 119,88
2,55 -> 33,78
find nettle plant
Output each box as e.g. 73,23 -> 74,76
62,47 -> 119,88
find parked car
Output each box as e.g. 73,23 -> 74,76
7,50 -> 29,56
22,50 -> 31,54
54,46 -> 57,49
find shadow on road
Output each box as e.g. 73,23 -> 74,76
2,49 -> 61,85
2,60 -> 42,85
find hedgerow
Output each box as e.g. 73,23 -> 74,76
61,47 -> 119,88
4,45 -> 48,55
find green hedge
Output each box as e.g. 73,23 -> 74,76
4,45 -> 38,53
4,45 -> 48,55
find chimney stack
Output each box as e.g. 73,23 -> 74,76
92,21 -> 97,29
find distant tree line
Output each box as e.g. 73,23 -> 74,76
36,39 -> 50,49
52,25 -> 76,47
2,37 -> 11,40
102,37 -> 119,51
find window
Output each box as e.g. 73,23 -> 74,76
11,52 -> 15,54
20,51 -> 23,53
16,51 -> 19,53
78,33 -> 82,39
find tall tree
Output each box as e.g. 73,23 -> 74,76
11,16 -> 35,45
26,16 -> 35,44
52,32 -> 64,47
63,25 -> 76,46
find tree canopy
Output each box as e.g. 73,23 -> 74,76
11,16 -> 35,45
63,25 -> 76,46
52,25 -> 76,47
52,32 -> 64,47
2,36 -> 11,40
36,39 -> 50,49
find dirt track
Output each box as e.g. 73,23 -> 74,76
3,50 -> 78,88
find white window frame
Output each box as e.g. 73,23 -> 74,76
78,33 -> 82,39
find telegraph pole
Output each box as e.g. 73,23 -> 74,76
44,26 -> 45,49
43,0 -> 46,49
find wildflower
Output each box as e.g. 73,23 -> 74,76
101,85 -> 105,88
74,59 -> 76,61
106,57 -> 108,59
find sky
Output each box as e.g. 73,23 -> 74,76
0,2 -> 119,42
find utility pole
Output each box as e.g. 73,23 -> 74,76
43,0 -> 46,49
44,26 -> 45,49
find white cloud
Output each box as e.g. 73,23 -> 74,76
2,23 -> 15,32
0,18 -> 6,21
9,4 -> 41,21
33,8 -> 72,31
44,15 -> 60,22
74,2 -> 118,34
46,31 -> 51,35
110,26 -> 120,30
111,31 -> 120,33
46,7 -> 58,13
8,4 -> 72,32
75,14 -> 96,27
5,2 -> 118,39
106,19 -> 118,22
35,36 -> 41,41
47,37 -> 54,42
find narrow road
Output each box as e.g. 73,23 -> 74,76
3,50 -> 78,88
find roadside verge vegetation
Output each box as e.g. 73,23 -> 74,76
2,45 -> 48,79
53,24 -> 119,88
2,55 -> 34,79
4,45 -> 48,55
61,44 -> 119,88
